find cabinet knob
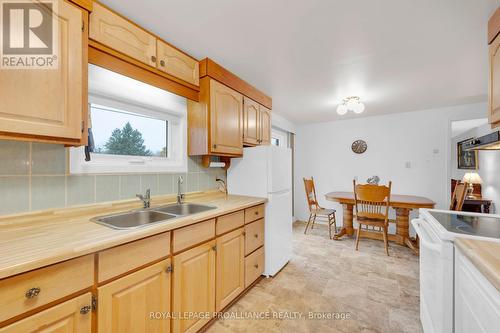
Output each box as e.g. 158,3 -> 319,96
166,265 -> 173,273
160,60 -> 165,67
25,287 -> 41,299
212,245 -> 217,252
255,211 -> 259,215
242,231 -> 246,236
254,234 -> 258,238
151,55 -> 157,63
213,144 -> 217,149
80,305 -> 91,315
254,264 -> 259,269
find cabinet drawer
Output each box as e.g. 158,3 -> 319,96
90,2 -> 157,67
0,293 -> 92,333
245,247 -> 264,288
98,232 -> 171,283
245,204 -> 265,223
0,255 -> 94,323
245,219 -> 264,256
216,210 -> 245,235
157,40 -> 199,86
173,219 -> 215,253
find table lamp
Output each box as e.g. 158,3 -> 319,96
462,172 -> 482,199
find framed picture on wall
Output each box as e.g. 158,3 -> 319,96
457,138 -> 478,170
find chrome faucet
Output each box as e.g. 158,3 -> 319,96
136,189 -> 151,209
216,178 -> 227,195
177,176 -> 185,204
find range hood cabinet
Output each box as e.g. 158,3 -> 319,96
463,131 -> 500,150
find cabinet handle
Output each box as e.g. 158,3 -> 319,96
160,60 -> 165,67
25,287 -> 41,299
80,305 -> 91,315
151,55 -> 157,63
254,264 -> 259,269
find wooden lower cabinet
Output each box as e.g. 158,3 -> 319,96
0,293 -> 92,333
97,259 -> 172,333
172,240 -> 216,333
216,228 -> 245,311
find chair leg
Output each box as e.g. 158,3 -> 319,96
333,213 -> 337,233
311,214 -> 316,229
355,223 -> 361,250
328,215 -> 332,239
304,213 -> 313,234
383,227 -> 389,256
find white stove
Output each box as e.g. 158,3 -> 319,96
411,209 -> 500,333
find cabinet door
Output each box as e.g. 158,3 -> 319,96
157,40 -> 199,86
455,249 -> 500,333
0,293 -> 91,333
172,240 -> 216,333
0,0 -> 83,140
90,2 -> 156,67
98,259 -> 171,333
259,105 -> 271,145
490,35 -> 500,126
216,228 -> 245,311
210,80 -> 243,155
243,97 -> 260,146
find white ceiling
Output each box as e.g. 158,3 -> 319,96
101,0 -> 500,124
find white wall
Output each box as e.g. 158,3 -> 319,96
272,112 -> 297,134
294,102 -> 487,228
451,123 -> 500,213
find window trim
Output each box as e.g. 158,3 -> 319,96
69,96 -> 187,174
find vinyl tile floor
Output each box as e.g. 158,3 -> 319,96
206,221 -> 422,333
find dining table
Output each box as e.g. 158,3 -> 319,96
325,191 -> 436,254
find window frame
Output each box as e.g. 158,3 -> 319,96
69,94 -> 187,174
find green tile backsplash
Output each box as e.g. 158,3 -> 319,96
0,141 -> 226,215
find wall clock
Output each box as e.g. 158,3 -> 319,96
351,140 -> 367,154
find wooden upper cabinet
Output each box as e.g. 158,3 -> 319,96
259,105 -> 271,145
209,79 -> 243,156
0,293 -> 92,333
0,0 -> 84,142
243,97 -> 260,146
215,228 -> 245,311
490,32 -> 500,127
157,40 -> 199,86
172,240 -> 216,333
90,2 -> 157,67
98,259 -> 171,333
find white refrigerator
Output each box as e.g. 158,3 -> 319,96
227,145 -> 293,277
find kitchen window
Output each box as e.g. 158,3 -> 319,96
70,65 -> 187,174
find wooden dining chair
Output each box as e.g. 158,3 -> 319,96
450,182 -> 467,211
353,180 -> 392,256
303,177 -> 337,238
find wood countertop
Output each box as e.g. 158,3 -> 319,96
455,238 -> 500,292
0,192 -> 266,280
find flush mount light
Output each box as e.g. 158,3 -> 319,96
336,96 -> 365,115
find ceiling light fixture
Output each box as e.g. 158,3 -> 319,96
336,96 -> 365,115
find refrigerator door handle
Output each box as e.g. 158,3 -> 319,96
269,189 -> 291,195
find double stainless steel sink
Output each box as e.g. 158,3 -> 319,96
92,203 -> 216,230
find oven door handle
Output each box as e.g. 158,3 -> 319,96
411,219 -> 441,253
